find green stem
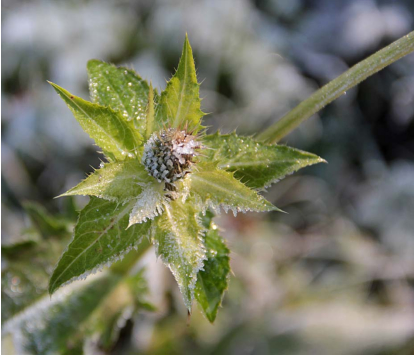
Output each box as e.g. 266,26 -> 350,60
256,32 -> 414,144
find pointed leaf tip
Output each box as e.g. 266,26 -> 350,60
50,82 -> 142,161
59,160 -> 151,203
201,133 -> 326,189
154,34 -> 204,132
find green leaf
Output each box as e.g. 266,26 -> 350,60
59,160 -> 152,203
152,199 -> 206,310
49,197 -> 151,294
189,163 -> 280,215
155,34 -> 204,132
145,83 -> 156,139
49,82 -> 142,161
202,132 -> 325,189
128,180 -> 166,227
87,60 -> 149,136
195,212 -> 230,322
3,272 -> 122,355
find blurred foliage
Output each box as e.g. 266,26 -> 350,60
2,0 -> 413,354
2,201 -> 155,354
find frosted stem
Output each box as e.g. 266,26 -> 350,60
256,31 -> 414,144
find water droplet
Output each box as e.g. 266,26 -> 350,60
128,82 -> 132,87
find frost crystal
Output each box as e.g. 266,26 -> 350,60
129,184 -> 167,226
142,128 -> 202,186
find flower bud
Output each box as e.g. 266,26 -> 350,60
142,128 -> 202,185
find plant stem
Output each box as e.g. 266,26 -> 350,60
256,32 -> 414,144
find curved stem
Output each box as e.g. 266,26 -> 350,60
256,32 -> 414,144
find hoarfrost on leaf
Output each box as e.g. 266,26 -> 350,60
49,197 -> 151,294
201,132 -> 325,189
49,82 -> 142,162
155,34 -> 205,133
59,160 -> 152,203
128,181 -> 167,227
195,212 -> 230,322
152,200 -> 206,310
190,163 -> 281,216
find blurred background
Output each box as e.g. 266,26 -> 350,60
2,0 -> 414,354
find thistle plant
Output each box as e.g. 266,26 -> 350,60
48,32 -> 414,322
47,35 -> 322,320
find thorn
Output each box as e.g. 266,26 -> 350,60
187,309 -> 191,326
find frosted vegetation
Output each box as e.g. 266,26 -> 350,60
45,35 -> 324,320
3,33 -> 409,340
2,1 -> 413,351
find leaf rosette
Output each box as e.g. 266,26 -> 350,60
49,34 -> 324,321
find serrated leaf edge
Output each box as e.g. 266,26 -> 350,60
48,201 -> 146,294
152,204 -> 207,310
196,221 -> 231,323
128,182 -> 167,227
189,173 -> 281,216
